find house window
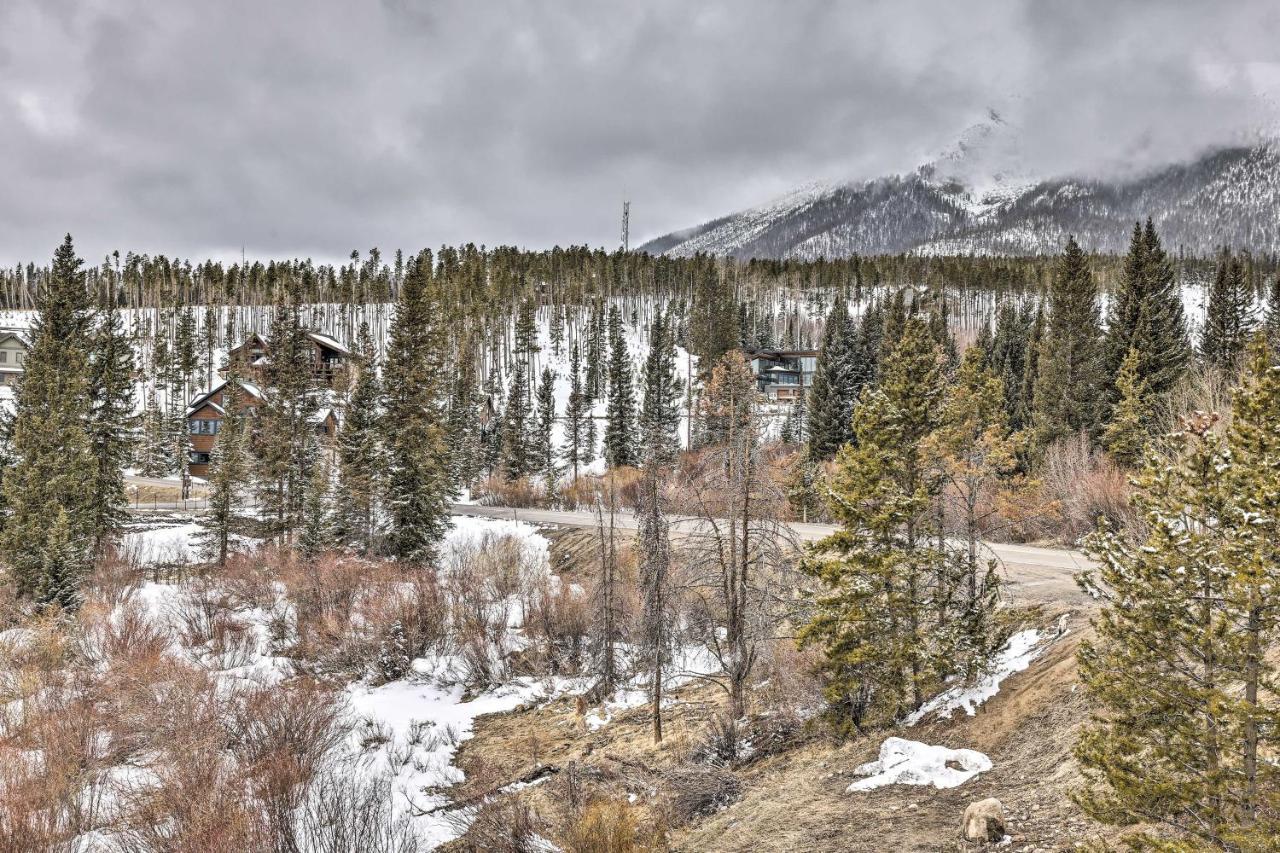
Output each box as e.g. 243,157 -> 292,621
189,451 -> 211,465
14,353 -> 22,365
188,419 -> 221,435
0,352 -> 7,363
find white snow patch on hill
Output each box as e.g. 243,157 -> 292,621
903,626 -> 1059,726
848,737 -> 992,791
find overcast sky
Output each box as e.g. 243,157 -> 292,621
2,0 -> 1278,266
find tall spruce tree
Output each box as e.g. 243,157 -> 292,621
987,300 -> 1035,431
87,278 -> 137,555
501,359 -> 534,479
603,306 -> 638,468
799,316 -> 955,731
534,366 -> 558,495
252,287 -> 318,542
1032,237 -> 1106,446
337,322 -> 383,552
382,251 -> 456,563
639,309 -> 682,466
447,337 -> 483,488
1104,220 -> 1190,403
1200,248 -> 1254,372
1101,348 -> 1150,468
200,370 -> 250,566
807,296 -> 861,459
1266,270 -> 1280,351
299,456 -> 333,558
1,235 -> 96,604
563,343 -> 593,480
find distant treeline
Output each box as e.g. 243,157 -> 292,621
2,242 -> 1277,315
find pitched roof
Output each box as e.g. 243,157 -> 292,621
305,331 -> 350,355
186,378 -> 265,417
0,330 -> 32,349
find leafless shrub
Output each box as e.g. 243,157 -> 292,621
227,679 -> 350,850
450,792 -> 545,853
690,713 -> 741,766
1036,434 -> 1135,543
522,575 -> 591,675
473,474 -> 546,508
291,767 -> 423,853
659,765 -> 740,826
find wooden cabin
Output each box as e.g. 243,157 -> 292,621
185,379 -> 340,478
225,330 -> 351,387
185,379 -> 265,477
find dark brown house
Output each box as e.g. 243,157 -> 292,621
185,379 -> 339,477
225,330 -> 351,387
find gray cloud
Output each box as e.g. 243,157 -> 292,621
0,0 -> 1277,265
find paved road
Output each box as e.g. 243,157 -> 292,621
449,503 -> 1096,607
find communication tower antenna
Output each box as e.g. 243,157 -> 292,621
621,200 -> 630,253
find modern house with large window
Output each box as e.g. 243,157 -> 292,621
743,348 -> 819,402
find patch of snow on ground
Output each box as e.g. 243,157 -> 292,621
847,737 -> 992,792
346,673 -> 554,849
344,515 -> 560,849
583,643 -> 721,731
904,624 -> 1062,726
121,522 -> 205,565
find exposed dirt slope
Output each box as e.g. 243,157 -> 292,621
450,606 -> 1118,851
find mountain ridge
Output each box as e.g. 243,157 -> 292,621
641,142 -> 1280,258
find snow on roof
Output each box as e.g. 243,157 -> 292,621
186,378 -> 265,417
305,331 -> 349,355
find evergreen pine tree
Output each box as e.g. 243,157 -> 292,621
988,300 -> 1036,431
1104,220 -> 1190,402
200,370 -> 250,566
563,343 -> 593,480
36,509 -> 84,611
501,359 -> 534,479
534,366 -> 558,496
447,337 -> 483,488
514,297 -> 541,359
1101,348 -> 1149,468
603,306 -> 638,468
1200,248 -> 1254,372
86,284 -> 137,556
1017,304 -> 1044,436
1032,237 -> 1106,446
299,456 -> 333,558
251,287 -> 318,542
1266,270 -> 1280,351
639,310 -> 682,466
1,235 -> 96,604
924,347 -> 1012,678
807,297 -> 860,459
1076,347 -> 1280,847
799,316 -> 954,731
382,251 -> 456,563
337,322 -> 383,552
137,387 -> 172,477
